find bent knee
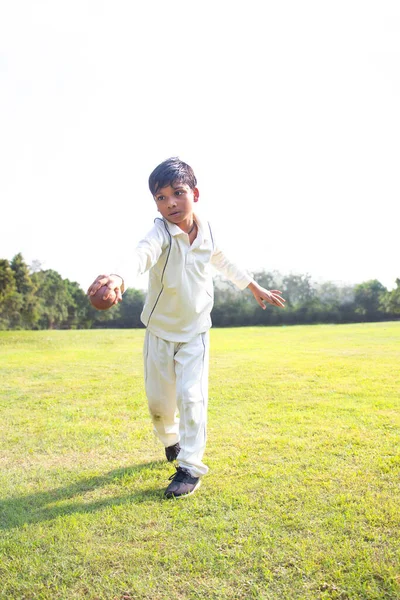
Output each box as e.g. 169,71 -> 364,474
148,400 -> 176,420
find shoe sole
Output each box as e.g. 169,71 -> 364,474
165,479 -> 201,499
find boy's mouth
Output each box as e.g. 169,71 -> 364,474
169,211 -> 180,217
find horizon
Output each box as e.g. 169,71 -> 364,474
3,248 -> 398,293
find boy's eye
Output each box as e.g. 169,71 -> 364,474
156,196 -> 165,202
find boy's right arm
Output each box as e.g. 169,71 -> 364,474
87,221 -> 166,304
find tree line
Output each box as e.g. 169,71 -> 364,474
0,254 -> 399,330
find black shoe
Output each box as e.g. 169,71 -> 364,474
164,467 -> 201,499
165,442 -> 181,462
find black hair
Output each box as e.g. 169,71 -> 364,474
148,157 -> 197,196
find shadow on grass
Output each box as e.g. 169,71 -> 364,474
0,461 -> 167,531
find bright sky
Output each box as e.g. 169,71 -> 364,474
1,0 -> 399,291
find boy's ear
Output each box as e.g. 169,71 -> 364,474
193,187 -> 200,202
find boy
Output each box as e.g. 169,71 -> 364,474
88,157 -> 285,499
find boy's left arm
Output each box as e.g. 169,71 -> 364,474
210,244 -> 285,309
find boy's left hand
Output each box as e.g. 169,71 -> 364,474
248,282 -> 286,309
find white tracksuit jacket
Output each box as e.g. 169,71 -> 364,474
131,213 -> 253,341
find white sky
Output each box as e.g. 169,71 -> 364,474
1,0 -> 399,291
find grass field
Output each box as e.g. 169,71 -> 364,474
0,323 -> 399,599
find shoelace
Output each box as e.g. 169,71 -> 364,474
168,467 -> 191,482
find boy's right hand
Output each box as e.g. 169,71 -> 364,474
87,274 -> 124,305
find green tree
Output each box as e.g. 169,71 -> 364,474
251,270 -> 282,291
0,259 -> 21,329
33,269 -> 73,329
114,288 -> 145,328
381,278 -> 400,316
282,273 -> 315,307
10,253 -> 39,328
354,279 -> 387,321
313,281 -> 357,323
63,279 -> 95,329
11,253 -> 33,294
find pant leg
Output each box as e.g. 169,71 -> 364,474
143,330 -> 180,448
174,331 -> 209,477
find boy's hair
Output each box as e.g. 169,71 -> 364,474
149,157 -> 197,196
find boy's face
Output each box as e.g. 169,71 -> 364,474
154,181 -> 199,227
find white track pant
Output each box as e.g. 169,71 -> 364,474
143,330 -> 209,477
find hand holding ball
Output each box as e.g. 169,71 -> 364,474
89,285 -> 117,311
88,274 -> 124,311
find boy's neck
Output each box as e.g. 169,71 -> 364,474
176,214 -> 196,234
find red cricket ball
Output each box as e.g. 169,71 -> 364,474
89,285 -> 116,311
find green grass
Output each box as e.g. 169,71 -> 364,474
0,323 -> 399,599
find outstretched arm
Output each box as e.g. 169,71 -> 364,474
209,227 -> 285,308
87,220 -> 167,305
248,281 -> 285,309
210,242 -> 285,308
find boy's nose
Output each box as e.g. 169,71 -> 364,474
167,197 -> 177,207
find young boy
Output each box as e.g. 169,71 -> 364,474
88,157 -> 285,499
